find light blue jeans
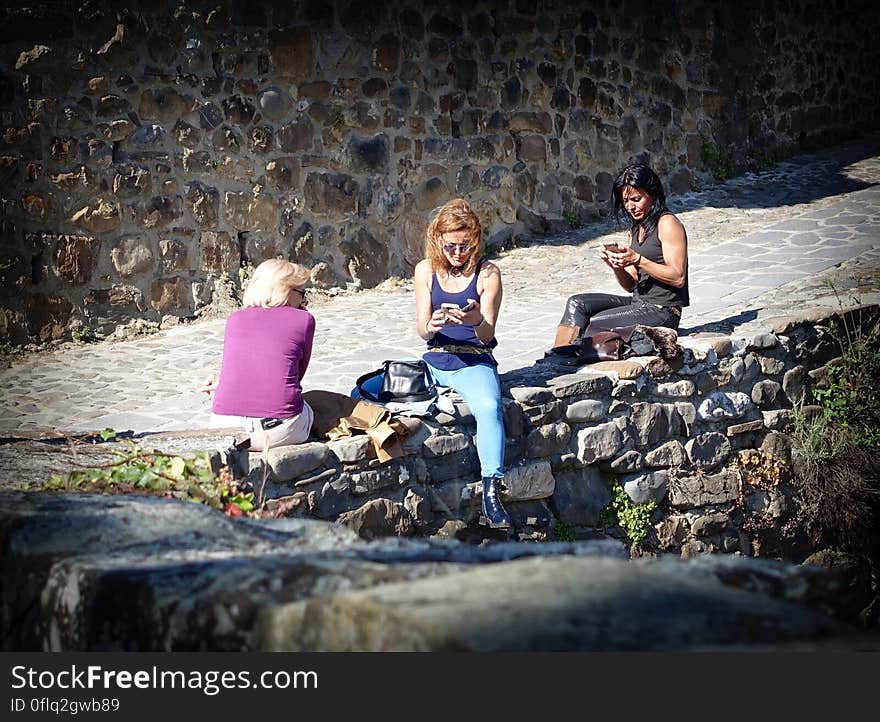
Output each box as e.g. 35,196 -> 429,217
427,363 -> 505,479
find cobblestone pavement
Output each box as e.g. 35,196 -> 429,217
2,133 -> 879,436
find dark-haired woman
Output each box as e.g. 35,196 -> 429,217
551,164 -> 689,349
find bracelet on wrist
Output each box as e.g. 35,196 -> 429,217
474,317 -> 486,329
424,320 -> 435,337
635,253 -> 642,267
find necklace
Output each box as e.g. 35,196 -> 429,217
449,266 -> 462,277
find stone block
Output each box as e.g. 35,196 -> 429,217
139,88 -> 193,121
249,442 -> 330,483
425,446 -> 480,484
656,515 -> 690,551
782,365 -> 806,404
53,234 -> 98,285
185,181 -> 220,226
269,26 -> 313,79
112,164 -> 152,198
644,440 -> 686,468
589,360 -> 644,379
525,422 -> 571,458
303,172 -> 359,216
609,450 -> 643,473
655,379 -> 696,397
199,231 -> 240,274
762,409 -> 793,431
727,420 -> 764,436
327,436 -> 371,464
620,469 -> 668,505
549,372 -> 612,399
347,134 -> 388,173
575,421 -> 623,463
224,193 -> 278,232
697,391 -> 752,421
111,237 -> 154,277
522,400 -> 564,426
68,198 -> 121,233
508,386 -> 556,406
690,512 -> 730,537
630,402 -> 682,447
685,432 -> 732,470
500,460 -> 555,501
758,356 -> 786,375
336,499 -> 414,540
423,432 -> 471,458
565,399 -> 608,423
668,468 -> 740,509
550,466 -> 609,526
747,332 -> 778,350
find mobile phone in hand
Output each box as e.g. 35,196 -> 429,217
603,242 -> 625,252
441,301 -> 476,312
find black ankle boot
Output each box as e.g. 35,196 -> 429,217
480,476 -> 512,529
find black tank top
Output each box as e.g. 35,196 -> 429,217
629,212 -> 689,308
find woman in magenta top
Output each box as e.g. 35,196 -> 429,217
203,259 -> 315,451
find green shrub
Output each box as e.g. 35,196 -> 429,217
790,305 -> 880,552
552,521 -> 576,542
43,432 -> 254,516
602,483 -> 657,547
700,136 -> 735,181
812,326 -> 880,450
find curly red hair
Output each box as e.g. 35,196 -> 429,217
424,198 -> 482,275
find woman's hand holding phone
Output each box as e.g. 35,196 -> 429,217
441,299 -> 479,325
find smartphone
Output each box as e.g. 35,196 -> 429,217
603,242 -> 625,252
441,300 -> 476,312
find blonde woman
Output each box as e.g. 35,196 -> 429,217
202,259 -> 315,450
414,198 -> 511,529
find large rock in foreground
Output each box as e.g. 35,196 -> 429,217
1,492 -> 874,651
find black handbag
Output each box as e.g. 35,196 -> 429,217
356,359 -> 436,403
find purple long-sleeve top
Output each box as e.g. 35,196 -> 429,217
212,305 -> 315,418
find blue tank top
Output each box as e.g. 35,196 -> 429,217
423,261 -> 497,371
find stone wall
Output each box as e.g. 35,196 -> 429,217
2,0 -> 878,343
239,309 -> 869,555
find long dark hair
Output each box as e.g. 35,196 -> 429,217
612,164 -> 668,234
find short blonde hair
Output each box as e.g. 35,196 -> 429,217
425,198 -> 482,275
242,259 -> 310,308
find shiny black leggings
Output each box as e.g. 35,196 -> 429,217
559,293 -> 680,337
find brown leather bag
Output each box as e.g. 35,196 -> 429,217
580,330 -> 623,362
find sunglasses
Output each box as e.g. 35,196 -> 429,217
443,243 -> 471,253
293,288 -> 308,302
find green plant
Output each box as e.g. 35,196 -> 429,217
602,483 -> 657,547
0,341 -> 13,355
700,135 -> 734,182
788,293 -> 880,553
552,520 -> 576,542
748,146 -> 784,171
71,327 -> 94,343
565,210 -> 581,229
811,316 -> 880,451
332,110 -> 345,135
43,432 -> 254,516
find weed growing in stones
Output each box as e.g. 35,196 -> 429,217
602,482 -> 657,549
789,297 -> 880,605
552,520 -> 576,542
701,135 -> 735,182
42,430 -> 255,516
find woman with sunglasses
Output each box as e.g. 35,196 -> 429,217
414,198 -> 512,529
551,163 -> 689,352
202,259 -> 315,451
